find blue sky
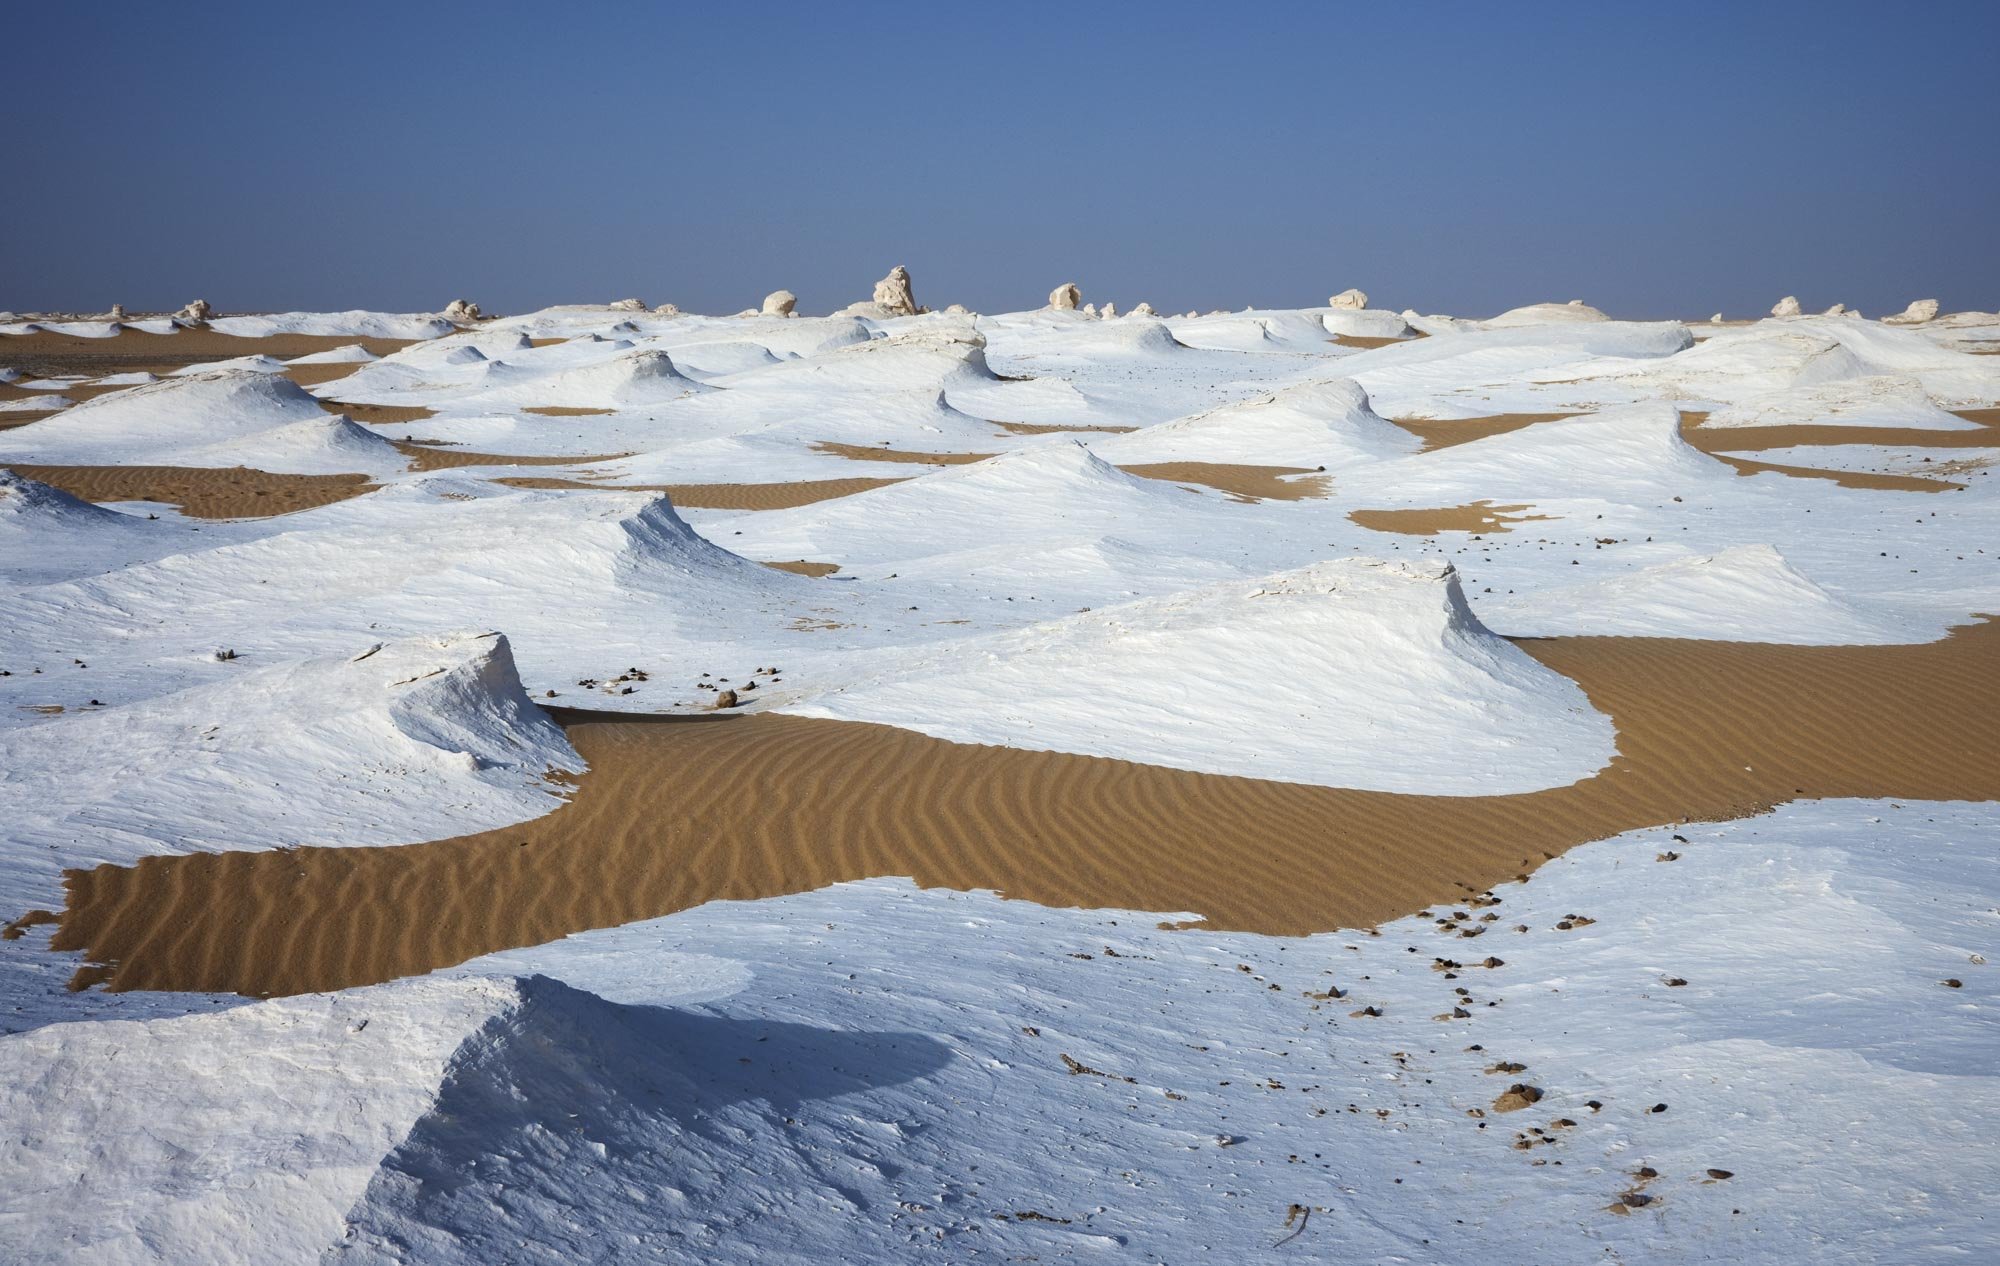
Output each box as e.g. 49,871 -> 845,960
7,2 -> 1995,318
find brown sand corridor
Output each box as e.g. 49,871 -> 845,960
45,620 -> 2000,998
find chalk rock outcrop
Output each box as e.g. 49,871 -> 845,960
1049,283 -> 1081,311
1771,295 -> 1803,318
1131,302 -> 1156,316
1823,303 -> 1847,316
871,265 -> 918,317
176,299 -> 212,323
1709,313 -> 1725,324
443,299 -> 481,322
608,298 -> 647,312
1884,298 -> 1940,325
653,303 -> 681,315
1101,301 -> 1119,319
762,290 -> 798,317
108,304 -> 126,321
1080,303 -> 1098,317
943,303 -> 971,315
1329,288 -> 1368,310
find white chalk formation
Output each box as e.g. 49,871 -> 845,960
871,266 -> 918,317
176,298 -> 212,324
607,298 -> 647,312
1048,282 -> 1081,311
1771,295 -> 1803,318
443,299 -> 481,322
761,290 -> 798,318
1330,288 -> 1368,310
1884,298 -> 1941,325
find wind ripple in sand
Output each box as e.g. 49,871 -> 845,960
46,620 -> 2000,997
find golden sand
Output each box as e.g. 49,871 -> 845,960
1349,502 -> 1554,535
45,621 -> 2000,996
497,475 -> 908,510
811,442 -> 993,465
991,421 -> 1140,436
1120,461 -> 1332,502
8,464 -> 372,518
1388,414 -> 1580,453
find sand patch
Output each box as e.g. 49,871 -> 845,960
1679,409 -> 2000,456
45,620 -> 2000,996
0,329 -> 414,379
391,442 -> 631,472
991,421 -> 1141,436
1707,453 -> 1961,493
1349,502 -> 1554,535
1121,461 -> 1332,503
761,560 -> 842,578
497,475 -> 907,510
6,464 -> 372,519
810,441 -> 993,466
1390,414 -> 1579,453
522,406 -> 616,417
1331,335 -> 1411,350
282,363 -> 369,390
320,401 -> 437,425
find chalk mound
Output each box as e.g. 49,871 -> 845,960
790,557 -> 1616,794
0,974 -> 547,1264
1572,316 -> 2000,406
1093,378 -> 1417,467
1335,323 -> 1694,419
0,632 -> 581,895
1485,544 -> 1916,644
732,315 -> 875,358
179,413 -> 409,477
718,326 -> 996,393
0,394 -> 71,412
1703,374 -> 1984,431
725,440 -> 1201,566
1170,309 -> 1358,353
0,319 -> 125,338
207,311 -> 455,340
169,353 -> 288,376
0,370 -> 403,474
1372,403 -> 1729,502
659,339 -> 785,380
284,343 -> 379,366
309,478 -> 780,603
1058,316 -> 1188,358
1484,301 -> 1612,327
460,348 -> 710,410
1322,307 -> 1417,340
0,468 -> 167,584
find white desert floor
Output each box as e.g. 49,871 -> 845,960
1,298 -> 1997,1263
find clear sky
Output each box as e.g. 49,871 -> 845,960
7,1 -> 1996,320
